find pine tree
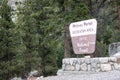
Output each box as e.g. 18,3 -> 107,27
50,0 -> 90,58
28,0 -> 58,76
16,0 -> 41,76
0,0 -> 18,79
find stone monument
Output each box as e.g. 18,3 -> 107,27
57,20 -> 120,76
109,42 -> 120,56
109,42 -> 120,64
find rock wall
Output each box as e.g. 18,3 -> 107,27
57,57 -> 120,75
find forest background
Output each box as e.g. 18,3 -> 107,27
0,0 -> 120,80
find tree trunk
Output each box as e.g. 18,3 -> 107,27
88,0 -> 93,16
118,5 -> 120,30
6,33 -> 10,80
6,72 -> 10,80
40,45 -> 45,76
64,25 -> 71,58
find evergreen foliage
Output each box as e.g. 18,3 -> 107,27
0,0 -> 120,79
16,0 -> 58,76
0,0 -> 18,79
15,0 -> 41,76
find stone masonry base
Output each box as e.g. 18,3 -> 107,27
57,57 -> 120,75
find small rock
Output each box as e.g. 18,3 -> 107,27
87,65 -> 91,71
64,59 -> 70,64
99,58 -> 109,63
118,64 -> 120,70
114,63 -> 118,70
97,64 -> 100,68
113,52 -> 120,58
29,70 -> 38,76
101,64 -> 112,71
85,58 -> 91,64
96,68 -> 101,72
91,63 -> 97,68
81,63 -> 87,71
65,65 -> 75,71
84,56 -> 91,58
109,42 -> 120,56
11,77 -> 22,80
109,57 -> 117,62
62,59 -> 66,64
75,64 -> 80,71
70,58 -> 74,65
62,64 -> 66,70
81,58 -> 85,63
76,59 -> 81,64
57,69 -> 63,75
91,58 -> 99,63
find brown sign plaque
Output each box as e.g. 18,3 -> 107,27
69,19 -> 97,54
